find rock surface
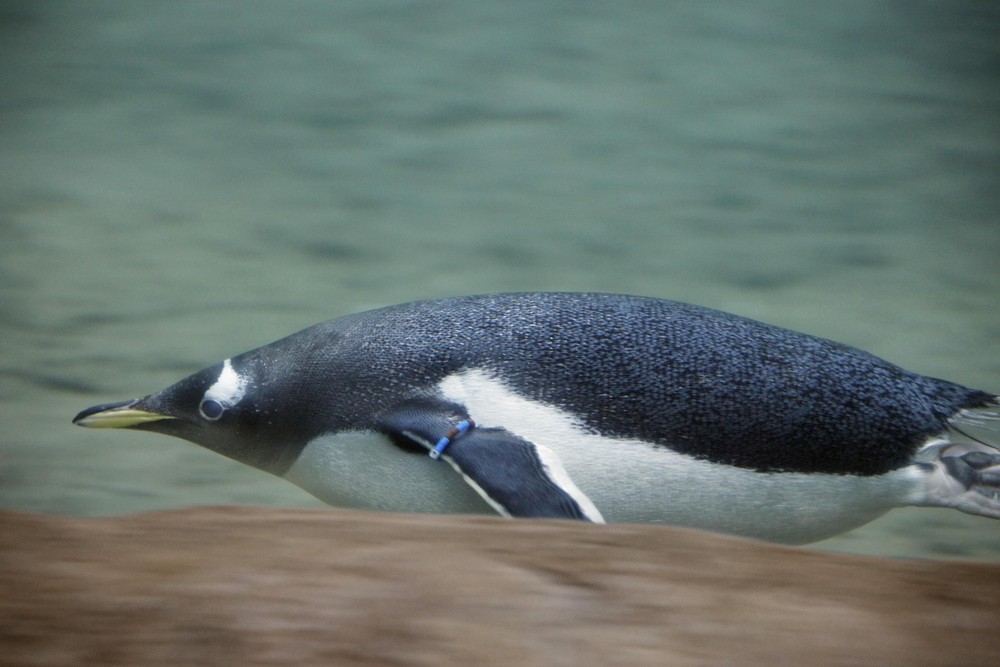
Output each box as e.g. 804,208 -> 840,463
2,507 -> 998,666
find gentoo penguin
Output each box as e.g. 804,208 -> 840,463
73,293 -> 1000,544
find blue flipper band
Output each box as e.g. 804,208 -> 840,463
429,419 -> 473,460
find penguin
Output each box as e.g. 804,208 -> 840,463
73,292 -> 1000,544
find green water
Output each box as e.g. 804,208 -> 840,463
1,1 -> 998,559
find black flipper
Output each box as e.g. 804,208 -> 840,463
377,399 -> 605,522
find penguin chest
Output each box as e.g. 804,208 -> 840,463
282,430 -> 494,514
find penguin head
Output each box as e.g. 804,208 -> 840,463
73,352 -> 310,474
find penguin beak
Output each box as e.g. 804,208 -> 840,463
72,400 -> 176,429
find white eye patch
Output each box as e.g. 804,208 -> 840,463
200,359 -> 248,418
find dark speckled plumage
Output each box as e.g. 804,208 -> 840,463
234,292 -> 991,476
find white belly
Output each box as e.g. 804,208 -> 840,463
286,369 -> 927,544
284,430 -> 495,515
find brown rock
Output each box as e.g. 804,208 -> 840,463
1,507 -> 998,666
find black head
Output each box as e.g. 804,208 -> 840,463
73,352 -> 317,475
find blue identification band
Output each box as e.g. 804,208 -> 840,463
429,419 -> 474,460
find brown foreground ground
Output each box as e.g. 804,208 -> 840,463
1,507 -> 998,666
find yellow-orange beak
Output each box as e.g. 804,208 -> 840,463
72,400 -> 175,429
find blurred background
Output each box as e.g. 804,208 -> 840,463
1,1 -> 997,559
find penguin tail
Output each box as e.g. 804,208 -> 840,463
950,394 -> 1000,443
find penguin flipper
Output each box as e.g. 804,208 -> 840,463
378,401 -> 605,522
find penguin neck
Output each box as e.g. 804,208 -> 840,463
147,421 -> 306,478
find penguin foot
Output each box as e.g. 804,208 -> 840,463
917,444 -> 1000,518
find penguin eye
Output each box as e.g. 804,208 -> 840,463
199,398 -> 226,421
